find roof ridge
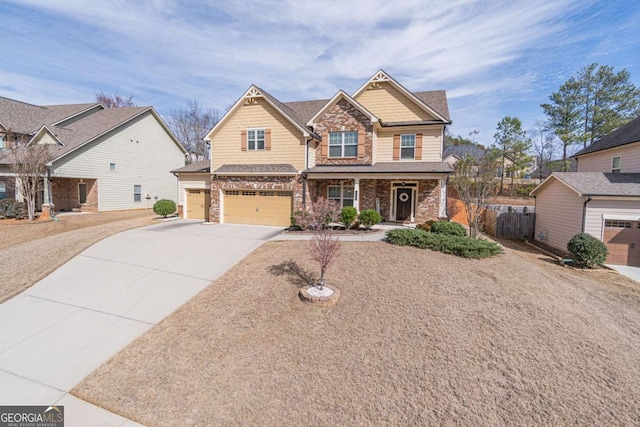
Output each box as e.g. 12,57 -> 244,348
0,95 -> 46,110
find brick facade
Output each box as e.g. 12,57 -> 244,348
209,175 -> 307,223
307,178 -> 441,223
51,178 -> 98,212
314,99 -> 374,165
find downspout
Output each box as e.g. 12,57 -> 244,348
581,196 -> 592,233
532,195 -> 536,240
172,172 -> 179,214
46,167 -> 52,205
302,137 -> 309,209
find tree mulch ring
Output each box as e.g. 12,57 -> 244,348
299,285 -> 341,306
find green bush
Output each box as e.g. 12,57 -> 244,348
340,206 -> 358,229
385,228 -> 503,259
567,233 -> 608,268
153,199 -> 176,217
430,220 -> 467,237
290,210 -> 303,230
0,199 -> 26,219
359,209 -> 382,230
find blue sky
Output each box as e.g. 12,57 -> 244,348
1,0 -> 639,148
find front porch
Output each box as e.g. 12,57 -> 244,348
50,177 -> 98,212
307,177 -> 447,224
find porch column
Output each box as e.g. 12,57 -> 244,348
439,177 -> 448,219
43,175 -> 51,206
353,178 -> 360,212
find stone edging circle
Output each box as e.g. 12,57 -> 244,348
299,286 -> 341,306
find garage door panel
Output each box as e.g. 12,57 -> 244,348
604,220 -> 640,266
224,191 -> 292,226
186,189 -> 210,220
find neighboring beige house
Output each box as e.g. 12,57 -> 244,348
0,96 -> 187,212
179,70 -> 452,226
531,115 -> 640,266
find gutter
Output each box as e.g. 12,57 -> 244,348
581,196 -> 592,233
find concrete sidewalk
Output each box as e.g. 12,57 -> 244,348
0,221 -> 282,426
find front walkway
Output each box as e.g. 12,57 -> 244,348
271,222 -> 410,242
606,264 -> 640,283
0,221 -> 282,426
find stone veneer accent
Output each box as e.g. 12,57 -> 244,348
314,99 -> 374,165
307,178 -> 441,223
209,175 -> 306,223
51,178 -> 98,212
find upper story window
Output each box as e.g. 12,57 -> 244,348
109,163 -> 116,171
400,134 -> 415,159
329,131 -> 357,158
247,128 -> 265,150
612,155 -> 621,173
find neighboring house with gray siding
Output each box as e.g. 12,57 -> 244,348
531,115 -> 640,267
0,96 -> 186,212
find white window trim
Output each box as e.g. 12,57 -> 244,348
611,155 -> 621,173
0,181 -> 6,199
247,128 -> 266,150
328,131 -> 358,158
328,183 -> 355,208
400,134 -> 416,160
134,185 -> 142,202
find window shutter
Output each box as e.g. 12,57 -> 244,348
415,133 -> 423,160
240,130 -> 247,151
322,184 -> 328,199
265,128 -> 272,150
321,131 -> 328,157
357,130 -> 365,158
393,134 -> 400,160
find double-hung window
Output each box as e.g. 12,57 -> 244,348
247,129 -> 265,150
328,185 -> 354,208
612,156 -> 621,173
329,131 -> 357,158
400,134 -> 415,159
0,182 -> 6,199
134,185 -> 142,202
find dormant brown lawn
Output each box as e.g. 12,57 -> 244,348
73,240 -> 640,426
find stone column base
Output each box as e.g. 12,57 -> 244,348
41,203 -> 54,221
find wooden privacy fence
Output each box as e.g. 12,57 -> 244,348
483,206 -> 535,240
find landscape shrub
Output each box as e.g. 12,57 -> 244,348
416,223 -> 431,232
385,228 -> 502,259
567,233 -> 608,268
153,199 -> 176,217
0,199 -> 26,219
429,220 -> 467,237
359,209 -> 382,230
290,210 -> 304,230
340,206 -> 357,229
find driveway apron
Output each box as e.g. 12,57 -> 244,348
0,221 -> 282,426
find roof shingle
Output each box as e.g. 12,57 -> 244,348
536,172 -> 640,197
573,115 -> 640,157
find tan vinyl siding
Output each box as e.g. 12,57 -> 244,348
577,141 -> 640,172
35,131 -> 59,145
534,179 -> 584,251
177,174 -> 210,206
372,129 -> 378,163
354,81 -> 435,123
584,199 -> 640,239
52,111 -> 185,211
307,141 -> 316,168
377,126 -> 443,162
210,98 -> 306,171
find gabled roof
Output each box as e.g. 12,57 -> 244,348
214,164 -> 298,175
28,125 -> 65,146
205,86 -> 319,140
443,145 -> 485,161
573,115 -> 640,157
282,99 -> 329,123
306,90 -> 379,126
531,172 -> 640,197
352,70 -> 451,124
171,160 -> 210,174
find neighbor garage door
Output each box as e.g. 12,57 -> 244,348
186,189 -> 210,220
603,220 -> 640,266
223,190 -> 292,226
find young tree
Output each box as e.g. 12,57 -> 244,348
451,153 -> 500,238
95,91 -> 136,108
493,116 -> 528,194
166,100 -> 220,160
304,198 -> 341,290
530,120 -> 557,182
541,78 -> 581,171
9,137 -> 51,220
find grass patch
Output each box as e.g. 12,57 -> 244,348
385,228 -> 503,259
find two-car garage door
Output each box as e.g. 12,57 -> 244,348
223,190 -> 292,226
604,220 -> 640,266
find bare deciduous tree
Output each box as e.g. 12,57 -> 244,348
95,91 -> 136,108
166,100 -> 220,160
452,153 -> 500,238
302,198 -> 342,289
530,120 -> 557,182
9,136 -> 51,220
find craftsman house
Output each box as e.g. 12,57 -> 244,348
0,96 -> 186,212
178,70 -> 452,226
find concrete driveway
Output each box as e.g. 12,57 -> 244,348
0,220 -> 282,426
